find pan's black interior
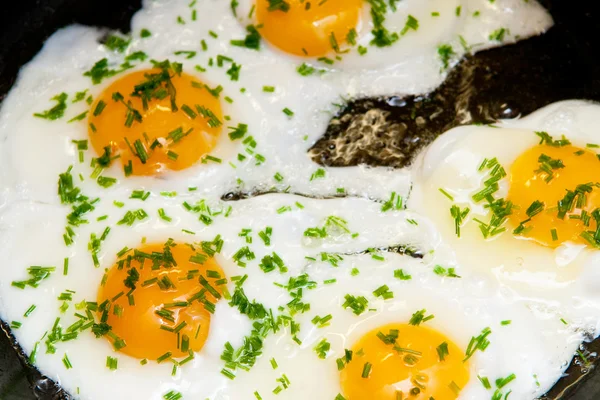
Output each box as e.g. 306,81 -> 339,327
1,1 -> 599,399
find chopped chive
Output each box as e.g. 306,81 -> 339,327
24,305 -> 36,317
361,362 -> 372,378
464,327 -> 492,361
163,390 -> 183,400
436,342 -> 449,361
495,373 -> 516,389
478,375 -> 492,389
62,353 -> 73,369
409,309 -> 434,326
93,100 -> 107,116
106,356 -> 118,370
439,188 -> 454,201
394,269 -> 412,280
157,351 -> 172,363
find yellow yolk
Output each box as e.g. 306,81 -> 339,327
255,0 -> 364,57
97,242 -> 224,360
507,145 -> 600,247
88,69 -> 223,176
340,324 -> 469,400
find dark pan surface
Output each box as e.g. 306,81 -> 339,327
1,0 -> 600,399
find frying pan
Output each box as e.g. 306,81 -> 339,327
0,0 -> 599,399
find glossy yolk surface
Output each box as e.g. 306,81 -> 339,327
88,69 -> 223,176
255,0 -> 363,57
340,323 -> 469,400
97,242 -> 225,360
508,144 -> 600,247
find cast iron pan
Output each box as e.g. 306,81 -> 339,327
1,1 -> 600,399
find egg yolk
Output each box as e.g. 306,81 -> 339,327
507,144 -> 600,247
88,67 -> 223,176
96,242 -> 225,360
340,324 -> 469,400
255,0 -> 363,57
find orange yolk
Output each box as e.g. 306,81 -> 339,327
88,69 -> 223,176
255,0 -> 364,57
507,145 -> 600,247
97,242 -> 225,360
340,324 -> 469,400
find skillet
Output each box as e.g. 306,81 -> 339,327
0,0 -> 599,399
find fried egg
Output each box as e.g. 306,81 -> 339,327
410,100 -> 600,332
235,0 -> 551,71
226,243 -> 585,400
